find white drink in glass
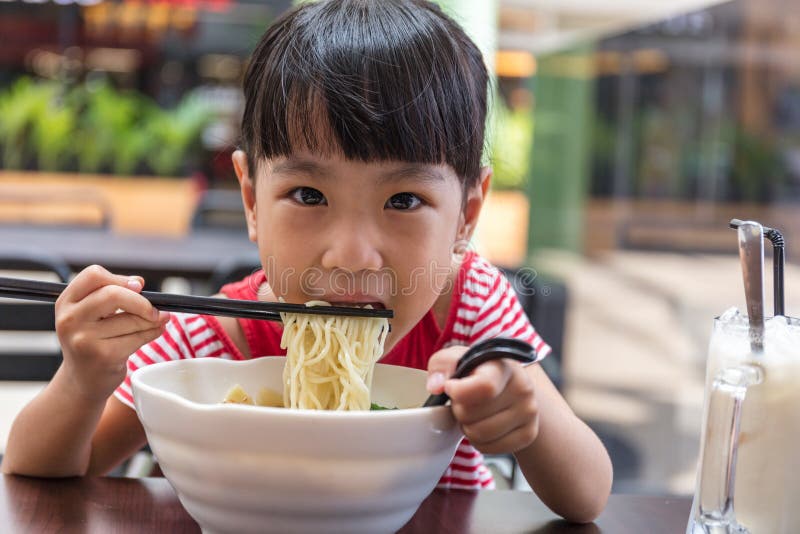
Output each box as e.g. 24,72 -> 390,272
692,310 -> 800,533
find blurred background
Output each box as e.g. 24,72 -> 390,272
1,0 -> 799,495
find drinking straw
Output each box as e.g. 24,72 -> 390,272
730,219 -> 785,316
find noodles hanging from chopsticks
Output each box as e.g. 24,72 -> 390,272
279,302 -> 389,411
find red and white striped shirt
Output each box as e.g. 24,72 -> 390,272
115,251 -> 550,490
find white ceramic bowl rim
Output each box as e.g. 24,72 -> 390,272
131,358 -> 449,422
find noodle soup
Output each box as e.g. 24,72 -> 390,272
222,384 -> 397,410
131,357 -> 463,534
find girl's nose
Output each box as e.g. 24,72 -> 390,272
320,224 -> 384,273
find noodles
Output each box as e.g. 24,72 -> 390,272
279,301 -> 389,411
220,302 -> 389,411
222,385 -> 284,408
223,384 -> 254,405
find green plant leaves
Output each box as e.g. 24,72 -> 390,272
491,100 -> 535,190
0,76 -> 213,177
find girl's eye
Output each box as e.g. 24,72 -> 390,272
290,187 -> 327,206
386,192 -> 422,210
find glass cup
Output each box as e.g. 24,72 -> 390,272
687,314 -> 800,534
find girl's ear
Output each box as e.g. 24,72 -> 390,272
232,150 -> 258,243
458,166 -> 492,243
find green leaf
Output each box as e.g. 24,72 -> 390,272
369,403 -> 397,411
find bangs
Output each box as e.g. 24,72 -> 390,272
242,0 -> 488,186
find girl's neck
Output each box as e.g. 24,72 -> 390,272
431,269 -> 457,330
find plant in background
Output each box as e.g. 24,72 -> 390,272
113,127 -> 154,176
729,127 -> 787,202
0,78 -> 52,169
145,92 -> 212,176
0,76 -> 213,177
32,89 -> 77,172
490,99 -> 535,190
74,83 -> 145,174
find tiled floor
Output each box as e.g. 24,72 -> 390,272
2,251 -> 798,498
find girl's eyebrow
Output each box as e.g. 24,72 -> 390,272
271,159 -> 445,184
378,164 -> 446,185
271,159 -> 330,178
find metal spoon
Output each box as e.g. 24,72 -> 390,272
423,337 -> 538,407
737,221 -> 765,353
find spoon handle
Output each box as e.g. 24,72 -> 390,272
738,221 -> 765,353
423,337 -> 537,407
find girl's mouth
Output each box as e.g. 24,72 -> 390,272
326,300 -> 387,310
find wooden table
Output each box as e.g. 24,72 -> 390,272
0,475 -> 691,533
0,226 -> 259,289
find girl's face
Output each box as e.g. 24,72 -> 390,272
233,150 -> 488,352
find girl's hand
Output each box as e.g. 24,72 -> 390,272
54,265 -> 170,402
427,345 -> 539,454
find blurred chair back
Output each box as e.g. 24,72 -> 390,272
191,189 -> 247,231
483,267 -> 568,489
208,255 -> 261,295
0,185 -> 111,229
0,250 -> 70,380
501,267 -> 568,391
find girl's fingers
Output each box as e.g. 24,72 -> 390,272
444,359 -> 514,406
467,420 -> 539,455
58,265 -> 144,304
450,381 -> 518,425
460,396 -> 538,445
426,346 -> 467,394
462,409 -> 519,447
473,426 -> 533,455
93,311 -> 171,340
76,284 -> 160,323
103,326 -> 168,358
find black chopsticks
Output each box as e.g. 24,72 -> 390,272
0,276 -> 394,322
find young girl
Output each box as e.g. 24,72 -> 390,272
2,0 -> 612,523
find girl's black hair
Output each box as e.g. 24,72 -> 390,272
241,0 -> 489,188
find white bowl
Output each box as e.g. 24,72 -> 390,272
131,357 -> 463,534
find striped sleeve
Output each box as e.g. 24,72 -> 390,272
436,439 -> 495,490
113,313 -> 230,409
462,257 -> 551,361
